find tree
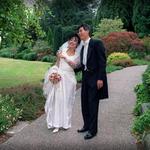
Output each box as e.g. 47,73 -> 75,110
132,0 -> 150,37
40,0 -> 96,49
95,0 -> 134,31
0,0 -> 26,47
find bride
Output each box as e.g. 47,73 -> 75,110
43,34 -> 82,133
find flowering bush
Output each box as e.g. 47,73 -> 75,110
101,31 -> 145,56
0,95 -> 22,133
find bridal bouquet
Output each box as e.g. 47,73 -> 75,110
49,72 -> 61,84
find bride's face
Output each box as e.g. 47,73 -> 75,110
68,37 -> 78,49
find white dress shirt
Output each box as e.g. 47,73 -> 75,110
82,38 -> 91,70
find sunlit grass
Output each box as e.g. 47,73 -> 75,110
0,57 -> 51,88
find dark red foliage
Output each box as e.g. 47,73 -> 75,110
101,32 -> 145,55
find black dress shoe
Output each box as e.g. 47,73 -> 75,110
77,127 -> 88,133
84,132 -> 96,140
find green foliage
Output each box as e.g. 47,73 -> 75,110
62,25 -> 78,42
32,40 -> 51,53
24,8 -> 46,46
128,51 -> 146,59
41,0 -> 95,50
75,72 -> 82,83
132,0 -> 150,37
0,95 -> 22,133
0,0 -> 26,47
106,65 -> 123,73
0,85 -> 45,121
143,65 -> 150,94
134,84 -> 150,116
133,59 -> 150,66
132,109 -> 150,140
132,66 -> 150,140
142,36 -> 150,54
0,48 -> 17,58
14,49 -> 31,59
93,18 -> 125,38
53,25 -> 63,53
41,55 -> 56,63
23,52 -> 37,61
0,0 -> 45,48
95,0 -> 134,30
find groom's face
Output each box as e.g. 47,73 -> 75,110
78,27 -> 89,41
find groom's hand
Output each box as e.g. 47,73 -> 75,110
97,80 -> 103,89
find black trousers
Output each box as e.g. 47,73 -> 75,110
81,71 -> 100,135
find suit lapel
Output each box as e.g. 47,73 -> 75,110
80,45 -> 84,64
87,39 -> 92,61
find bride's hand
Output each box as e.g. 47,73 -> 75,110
57,52 -> 66,59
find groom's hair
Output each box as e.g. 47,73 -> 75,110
77,24 -> 91,36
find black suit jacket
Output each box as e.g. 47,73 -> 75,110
75,38 -> 109,100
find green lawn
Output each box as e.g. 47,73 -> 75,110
0,57 -> 149,89
0,57 -> 51,88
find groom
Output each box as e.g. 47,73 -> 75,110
76,24 -> 108,140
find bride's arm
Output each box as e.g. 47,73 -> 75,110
55,51 -> 66,67
66,56 -> 80,69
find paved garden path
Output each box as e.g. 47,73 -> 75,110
0,65 -> 147,150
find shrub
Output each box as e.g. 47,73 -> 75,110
145,55 -> 150,61
132,65 -> 150,141
41,55 -> 56,63
0,85 -> 45,121
0,95 -> 22,133
101,31 -> 145,55
0,47 -> 17,58
142,36 -> 150,54
132,109 -> 150,140
107,52 -> 133,67
134,84 -> 150,116
143,65 -> 150,95
93,18 -> 125,38
23,52 -> 37,61
32,40 -> 52,60
106,65 -> 123,73
14,49 -> 31,59
112,59 -> 134,67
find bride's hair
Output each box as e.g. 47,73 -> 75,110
68,33 -> 81,47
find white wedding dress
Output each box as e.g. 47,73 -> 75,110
43,47 -> 80,129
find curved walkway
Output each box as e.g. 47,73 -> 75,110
0,65 -> 147,150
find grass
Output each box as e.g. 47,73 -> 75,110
0,57 -> 148,89
0,57 -> 51,88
